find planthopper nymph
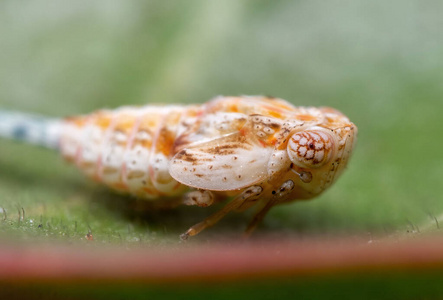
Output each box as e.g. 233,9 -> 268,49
0,96 -> 357,239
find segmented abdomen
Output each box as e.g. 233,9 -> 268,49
59,104 -> 201,199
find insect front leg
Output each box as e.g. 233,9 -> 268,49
182,190 -> 215,207
180,186 -> 263,240
243,179 -> 295,237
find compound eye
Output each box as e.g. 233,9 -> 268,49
287,130 -> 334,169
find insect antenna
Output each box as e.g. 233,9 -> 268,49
290,168 -> 312,183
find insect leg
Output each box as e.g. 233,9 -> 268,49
182,190 -> 215,207
243,198 -> 277,238
180,186 -> 263,240
244,180 -> 295,237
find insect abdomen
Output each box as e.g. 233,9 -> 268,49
59,105 -> 200,199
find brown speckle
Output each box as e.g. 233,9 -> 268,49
269,122 -> 281,130
205,143 -> 249,155
178,151 -> 199,163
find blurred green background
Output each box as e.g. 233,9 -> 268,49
0,0 -> 442,243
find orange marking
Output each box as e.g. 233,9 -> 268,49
114,116 -> 136,132
263,104 -> 286,113
93,112 -> 113,129
267,136 -> 277,146
229,103 -> 239,113
297,114 -> 317,121
258,140 -> 267,148
155,110 -> 182,156
268,110 -> 283,119
156,132 -> 175,156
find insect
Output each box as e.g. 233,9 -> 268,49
0,96 -> 357,239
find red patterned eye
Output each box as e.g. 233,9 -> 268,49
287,130 -> 334,169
